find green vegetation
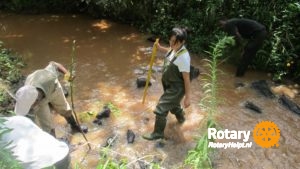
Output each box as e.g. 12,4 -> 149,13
1,0 -> 299,81
0,41 -> 24,114
185,36 -> 234,168
106,102 -> 121,116
0,40 -> 24,168
0,1 -> 300,168
95,148 -> 127,169
0,0 -> 78,13
0,118 -> 22,169
0,42 -> 23,84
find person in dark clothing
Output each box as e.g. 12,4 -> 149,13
220,18 -> 267,77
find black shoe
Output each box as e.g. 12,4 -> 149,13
175,114 -> 185,124
142,132 -> 164,140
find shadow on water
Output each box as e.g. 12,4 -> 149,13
0,13 -> 300,169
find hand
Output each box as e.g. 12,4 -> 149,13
155,41 -> 170,53
183,96 -> 191,108
155,41 -> 161,50
64,72 -> 75,82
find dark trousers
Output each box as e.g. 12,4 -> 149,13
236,29 -> 267,77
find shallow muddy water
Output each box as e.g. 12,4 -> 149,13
0,13 -> 299,169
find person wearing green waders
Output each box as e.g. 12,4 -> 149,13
143,27 -> 191,140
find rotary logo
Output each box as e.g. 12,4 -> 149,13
253,121 -> 280,148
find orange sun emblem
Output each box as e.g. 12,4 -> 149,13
253,121 -> 280,148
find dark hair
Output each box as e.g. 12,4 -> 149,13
170,27 -> 187,43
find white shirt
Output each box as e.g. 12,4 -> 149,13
1,116 -> 69,169
166,46 -> 190,72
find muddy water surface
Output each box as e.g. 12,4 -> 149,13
0,13 -> 299,169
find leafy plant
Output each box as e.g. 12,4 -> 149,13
96,147 -> 127,169
0,41 -> 24,114
185,36 -> 234,169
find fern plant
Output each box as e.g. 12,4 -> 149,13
185,36 -> 234,169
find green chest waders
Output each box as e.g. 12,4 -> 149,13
143,50 -> 187,140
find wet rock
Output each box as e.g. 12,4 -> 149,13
96,106 -> 111,119
127,129 -> 135,144
250,80 -> 275,98
271,85 -> 298,99
80,125 -> 89,133
244,101 -> 262,113
133,68 -> 145,75
103,135 -> 117,147
278,95 -> 300,115
136,76 -> 152,88
155,140 -> 166,148
190,65 -> 200,81
235,82 -> 246,88
93,119 -> 102,125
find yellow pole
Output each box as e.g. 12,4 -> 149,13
142,39 -> 159,104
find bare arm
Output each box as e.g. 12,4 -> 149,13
224,22 -> 242,46
182,72 -> 191,108
156,42 -> 170,53
50,61 -> 75,81
234,27 -> 243,45
50,61 -> 69,74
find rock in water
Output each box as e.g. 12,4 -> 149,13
93,119 -> 102,125
250,80 -> 275,98
271,85 -> 298,99
235,82 -> 246,88
278,95 -> 300,115
127,129 -> 135,144
104,135 -> 117,147
136,77 -> 152,88
244,101 -> 262,113
96,106 -> 111,119
80,125 -> 88,133
190,66 -> 200,81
